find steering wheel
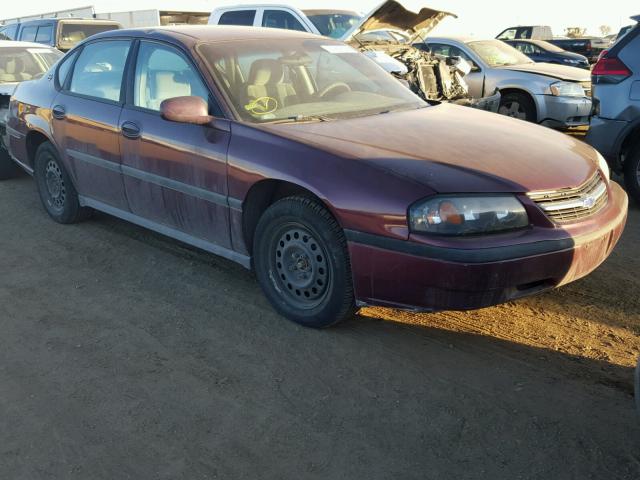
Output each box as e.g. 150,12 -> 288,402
319,82 -> 351,99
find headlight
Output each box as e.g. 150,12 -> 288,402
550,81 -> 586,97
409,195 -> 530,235
596,151 -> 610,182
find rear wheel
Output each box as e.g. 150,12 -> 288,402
0,147 -> 19,180
253,196 -> 356,328
34,142 -> 91,224
498,92 -> 537,123
624,144 -> 640,204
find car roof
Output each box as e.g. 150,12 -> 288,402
302,9 -> 359,16
0,39 -> 57,49
88,25 -> 321,45
426,36 -> 476,44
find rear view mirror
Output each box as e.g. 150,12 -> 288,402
160,96 -> 213,126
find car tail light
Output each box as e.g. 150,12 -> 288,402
592,53 -> 632,84
597,49 -> 608,62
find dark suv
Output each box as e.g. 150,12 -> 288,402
0,18 -> 121,52
548,38 -> 604,64
587,17 -> 640,202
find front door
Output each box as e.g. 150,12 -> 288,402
52,39 -> 131,210
119,40 -> 232,248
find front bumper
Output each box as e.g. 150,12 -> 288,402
537,94 -> 592,128
347,182 -> 628,312
586,116 -> 629,170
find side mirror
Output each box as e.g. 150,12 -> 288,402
160,96 -> 213,126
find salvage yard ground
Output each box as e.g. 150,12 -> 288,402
0,173 -> 639,479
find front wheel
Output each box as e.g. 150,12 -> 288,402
624,144 -> 640,205
498,92 -> 537,123
254,196 -> 356,328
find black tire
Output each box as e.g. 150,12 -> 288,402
0,147 -> 19,180
498,92 -> 537,123
624,144 -> 640,205
254,196 -> 356,328
34,142 -> 91,224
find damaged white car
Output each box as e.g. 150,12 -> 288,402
0,41 -> 62,176
209,1 -> 500,112
341,1 -> 500,111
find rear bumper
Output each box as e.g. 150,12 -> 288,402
347,183 -> 628,312
586,116 -> 629,169
537,95 -> 592,128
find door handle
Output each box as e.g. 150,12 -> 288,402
121,121 -> 141,139
52,105 -> 66,120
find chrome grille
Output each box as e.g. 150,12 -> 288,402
527,173 -> 608,223
581,81 -> 592,97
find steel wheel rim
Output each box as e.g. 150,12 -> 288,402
44,158 -> 66,213
499,101 -> 526,120
271,223 -> 331,309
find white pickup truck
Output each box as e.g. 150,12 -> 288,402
208,1 -> 500,112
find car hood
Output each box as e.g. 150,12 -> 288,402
340,0 -> 457,44
498,62 -> 590,82
260,104 -> 597,194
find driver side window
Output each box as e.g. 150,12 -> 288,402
134,42 -> 210,112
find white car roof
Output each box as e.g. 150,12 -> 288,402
425,36 -> 477,44
0,40 -> 56,49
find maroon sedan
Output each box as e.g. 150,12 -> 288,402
1,26 -> 628,328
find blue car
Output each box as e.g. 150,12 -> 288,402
504,39 -> 590,69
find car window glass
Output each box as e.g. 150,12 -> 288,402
428,43 -> 450,56
69,40 -> 130,102
2,25 -> 19,40
498,29 -> 517,41
0,47 -> 60,83
218,10 -> 256,26
35,25 -> 54,44
262,10 -> 306,31
134,42 -> 209,112
20,26 -> 38,42
517,27 -> 532,39
56,50 -> 78,88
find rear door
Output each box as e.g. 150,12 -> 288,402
118,40 -> 232,248
51,39 -> 131,210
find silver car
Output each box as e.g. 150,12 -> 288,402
424,36 -> 592,128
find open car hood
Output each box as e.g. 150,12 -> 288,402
340,0 -> 457,44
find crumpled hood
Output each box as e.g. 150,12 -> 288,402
261,104 -> 597,194
341,0 -> 457,44
499,62 -> 590,82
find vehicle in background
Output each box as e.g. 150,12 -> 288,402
95,9 -> 210,29
423,37 -> 592,128
210,1 -> 500,112
0,40 -> 62,178
0,18 -> 121,52
2,26 -> 627,328
504,39 -> 590,69
587,18 -> 640,203
548,37 -> 605,64
497,26 -> 553,41
299,9 -> 361,38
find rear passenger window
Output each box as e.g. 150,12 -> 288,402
20,26 -> 38,42
69,40 -> 130,102
218,10 -> 256,26
262,10 -> 306,31
133,42 -> 209,111
35,25 -> 54,44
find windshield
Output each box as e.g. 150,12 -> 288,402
59,23 -> 120,50
0,47 -> 62,83
198,38 -> 425,124
303,12 -> 361,39
468,40 -> 533,67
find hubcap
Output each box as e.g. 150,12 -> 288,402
272,226 -> 330,308
44,159 -> 66,212
499,101 -> 526,120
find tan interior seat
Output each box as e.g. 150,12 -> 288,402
246,59 -> 296,108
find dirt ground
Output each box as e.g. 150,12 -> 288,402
1,173 -> 639,479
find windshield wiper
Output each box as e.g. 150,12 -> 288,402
264,114 -> 334,124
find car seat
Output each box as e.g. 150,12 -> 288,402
246,59 -> 297,108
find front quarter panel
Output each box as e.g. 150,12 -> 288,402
226,122 -> 434,254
